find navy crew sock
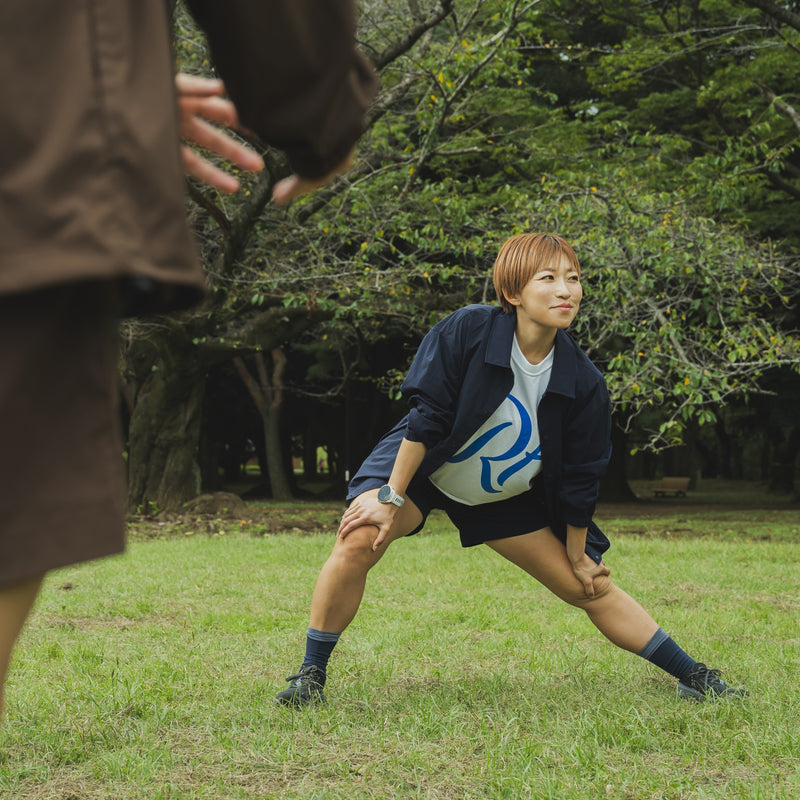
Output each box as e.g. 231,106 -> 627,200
638,627 -> 697,680
302,628 -> 341,673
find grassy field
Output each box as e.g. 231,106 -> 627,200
1,493 -> 798,799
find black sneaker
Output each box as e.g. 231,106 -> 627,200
677,663 -> 748,701
275,665 -> 327,707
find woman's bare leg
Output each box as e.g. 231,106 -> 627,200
309,490 -> 423,634
275,492 -> 425,705
485,530 -> 659,653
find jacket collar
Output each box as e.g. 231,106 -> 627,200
485,308 -> 577,399
485,309 -> 516,366
548,330 -> 578,399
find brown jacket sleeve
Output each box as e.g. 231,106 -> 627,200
185,0 -> 379,179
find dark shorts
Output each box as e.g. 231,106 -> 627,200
348,473 -> 609,563
409,477 -> 554,547
349,473 -> 550,547
0,282 -> 126,588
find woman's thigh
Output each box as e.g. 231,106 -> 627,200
484,528 -> 607,605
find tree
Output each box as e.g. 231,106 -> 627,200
232,350 -> 292,500
124,0 -> 532,510
537,0 -> 800,241
122,0 -> 800,511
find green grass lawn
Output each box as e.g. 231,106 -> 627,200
1,502 -> 799,799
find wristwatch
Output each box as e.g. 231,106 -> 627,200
377,484 -> 405,507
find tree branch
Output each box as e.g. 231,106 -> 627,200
373,0 -> 455,70
186,181 -> 231,235
270,348 -> 287,411
756,82 -> 800,134
233,356 -> 267,416
742,0 -> 800,33
765,169 -> 800,201
209,159 -> 278,282
255,351 -> 270,395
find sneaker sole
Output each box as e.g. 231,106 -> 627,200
274,691 -> 327,707
677,683 -> 748,701
677,682 -> 705,701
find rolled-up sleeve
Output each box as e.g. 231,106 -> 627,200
185,0 -> 379,178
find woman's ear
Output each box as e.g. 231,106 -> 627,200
504,291 -> 521,307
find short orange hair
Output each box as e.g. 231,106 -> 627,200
493,233 -> 581,313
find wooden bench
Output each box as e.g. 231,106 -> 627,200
653,476 -> 690,497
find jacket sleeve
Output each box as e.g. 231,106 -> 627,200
184,0 -> 379,179
559,374 -> 612,527
400,311 -> 470,449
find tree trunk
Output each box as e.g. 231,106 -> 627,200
125,329 -> 206,513
233,349 -> 293,501
264,392 -> 292,499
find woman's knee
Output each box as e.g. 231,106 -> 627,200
330,526 -> 385,570
564,573 -> 615,608
590,573 -> 613,600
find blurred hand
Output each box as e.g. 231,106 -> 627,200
176,73 -> 264,193
272,150 -> 354,206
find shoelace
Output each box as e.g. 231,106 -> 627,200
687,664 -> 725,689
286,668 -> 322,685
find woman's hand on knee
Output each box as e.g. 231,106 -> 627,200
338,492 -> 398,550
571,556 -> 611,598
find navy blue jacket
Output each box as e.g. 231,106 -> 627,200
351,304 -> 612,559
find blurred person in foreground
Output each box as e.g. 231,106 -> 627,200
0,0 -> 378,719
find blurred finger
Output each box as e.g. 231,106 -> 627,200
181,145 -> 240,193
272,175 -> 306,206
175,72 -> 225,97
183,118 -> 264,173
272,150 -> 355,206
180,95 -> 240,129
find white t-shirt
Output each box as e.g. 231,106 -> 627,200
429,336 -> 553,505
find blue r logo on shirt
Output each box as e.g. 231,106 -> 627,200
447,394 -> 541,493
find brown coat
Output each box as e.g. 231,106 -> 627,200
0,0 -> 378,314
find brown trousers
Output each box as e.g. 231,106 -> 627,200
0,282 -> 125,587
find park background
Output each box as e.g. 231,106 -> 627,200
3,1 -> 800,798
121,0 -> 800,515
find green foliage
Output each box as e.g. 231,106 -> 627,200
558,0 -> 800,237
159,0 -> 800,454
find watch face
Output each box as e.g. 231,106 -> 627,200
377,485 -> 391,503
